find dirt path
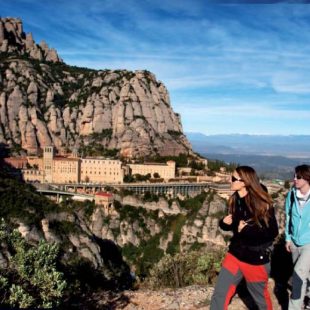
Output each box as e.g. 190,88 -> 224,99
92,280 -> 283,309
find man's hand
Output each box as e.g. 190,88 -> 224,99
285,241 -> 292,252
223,214 -> 233,225
238,220 -> 248,233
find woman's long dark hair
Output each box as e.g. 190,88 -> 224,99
228,166 -> 273,226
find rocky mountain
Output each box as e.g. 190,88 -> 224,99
0,17 -> 192,158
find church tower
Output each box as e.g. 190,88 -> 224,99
43,146 -> 54,183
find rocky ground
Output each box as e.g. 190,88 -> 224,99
88,280 -> 283,310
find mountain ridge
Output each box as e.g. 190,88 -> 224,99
0,17 -> 192,158
186,132 -> 310,179
186,132 -> 310,158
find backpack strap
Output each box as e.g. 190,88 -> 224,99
288,190 -> 295,235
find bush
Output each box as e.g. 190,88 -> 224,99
146,248 -> 224,289
143,191 -> 159,202
0,220 -> 66,308
166,214 -> 186,255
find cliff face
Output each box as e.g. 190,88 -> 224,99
0,17 -> 192,158
11,190 -> 228,272
11,190 -> 287,272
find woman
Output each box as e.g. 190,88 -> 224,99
211,166 -> 278,310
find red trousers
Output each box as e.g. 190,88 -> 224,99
211,253 -> 272,310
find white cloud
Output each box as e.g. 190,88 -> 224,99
272,72 -> 310,94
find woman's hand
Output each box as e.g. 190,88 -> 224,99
223,214 -> 233,225
238,220 -> 248,232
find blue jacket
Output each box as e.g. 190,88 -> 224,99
285,187 -> 310,246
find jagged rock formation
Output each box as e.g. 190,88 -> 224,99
0,17 -> 62,62
11,189 -> 286,272
83,191 -> 228,254
11,190 -> 228,270
0,17 -> 192,158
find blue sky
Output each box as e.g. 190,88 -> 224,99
2,0 -> 310,135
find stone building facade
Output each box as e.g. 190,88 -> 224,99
128,160 -> 176,180
6,147 -> 178,185
23,169 -> 44,183
19,146 -> 124,184
52,157 -> 80,183
81,158 -> 123,184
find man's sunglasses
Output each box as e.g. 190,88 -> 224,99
294,174 -> 303,180
231,176 -> 243,182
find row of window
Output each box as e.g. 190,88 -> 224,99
53,169 -> 77,173
132,170 -> 173,176
82,160 -> 120,165
81,169 -> 120,172
55,162 -> 78,166
81,171 -> 119,175
24,170 -> 43,175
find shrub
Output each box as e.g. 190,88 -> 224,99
136,235 -> 164,277
146,248 -> 224,289
167,130 -> 182,137
143,191 -> 159,202
166,214 -> 187,255
0,220 -> 66,308
116,204 -> 147,222
49,220 -> 80,236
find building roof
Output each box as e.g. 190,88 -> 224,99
53,157 -> 80,162
4,157 -> 27,161
131,162 -> 168,166
83,157 -> 118,160
95,192 -> 113,197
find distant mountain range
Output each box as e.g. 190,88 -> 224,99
186,133 -> 310,179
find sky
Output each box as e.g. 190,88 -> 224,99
2,0 -> 310,135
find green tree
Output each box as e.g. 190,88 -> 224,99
0,220 -> 66,308
189,160 -> 205,170
208,159 -> 238,173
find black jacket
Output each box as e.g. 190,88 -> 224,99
219,193 -> 279,265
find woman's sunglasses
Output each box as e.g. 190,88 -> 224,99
294,174 -> 303,180
231,176 -> 243,182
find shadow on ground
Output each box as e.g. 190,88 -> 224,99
270,235 -> 293,310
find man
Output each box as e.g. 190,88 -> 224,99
285,164 -> 310,310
